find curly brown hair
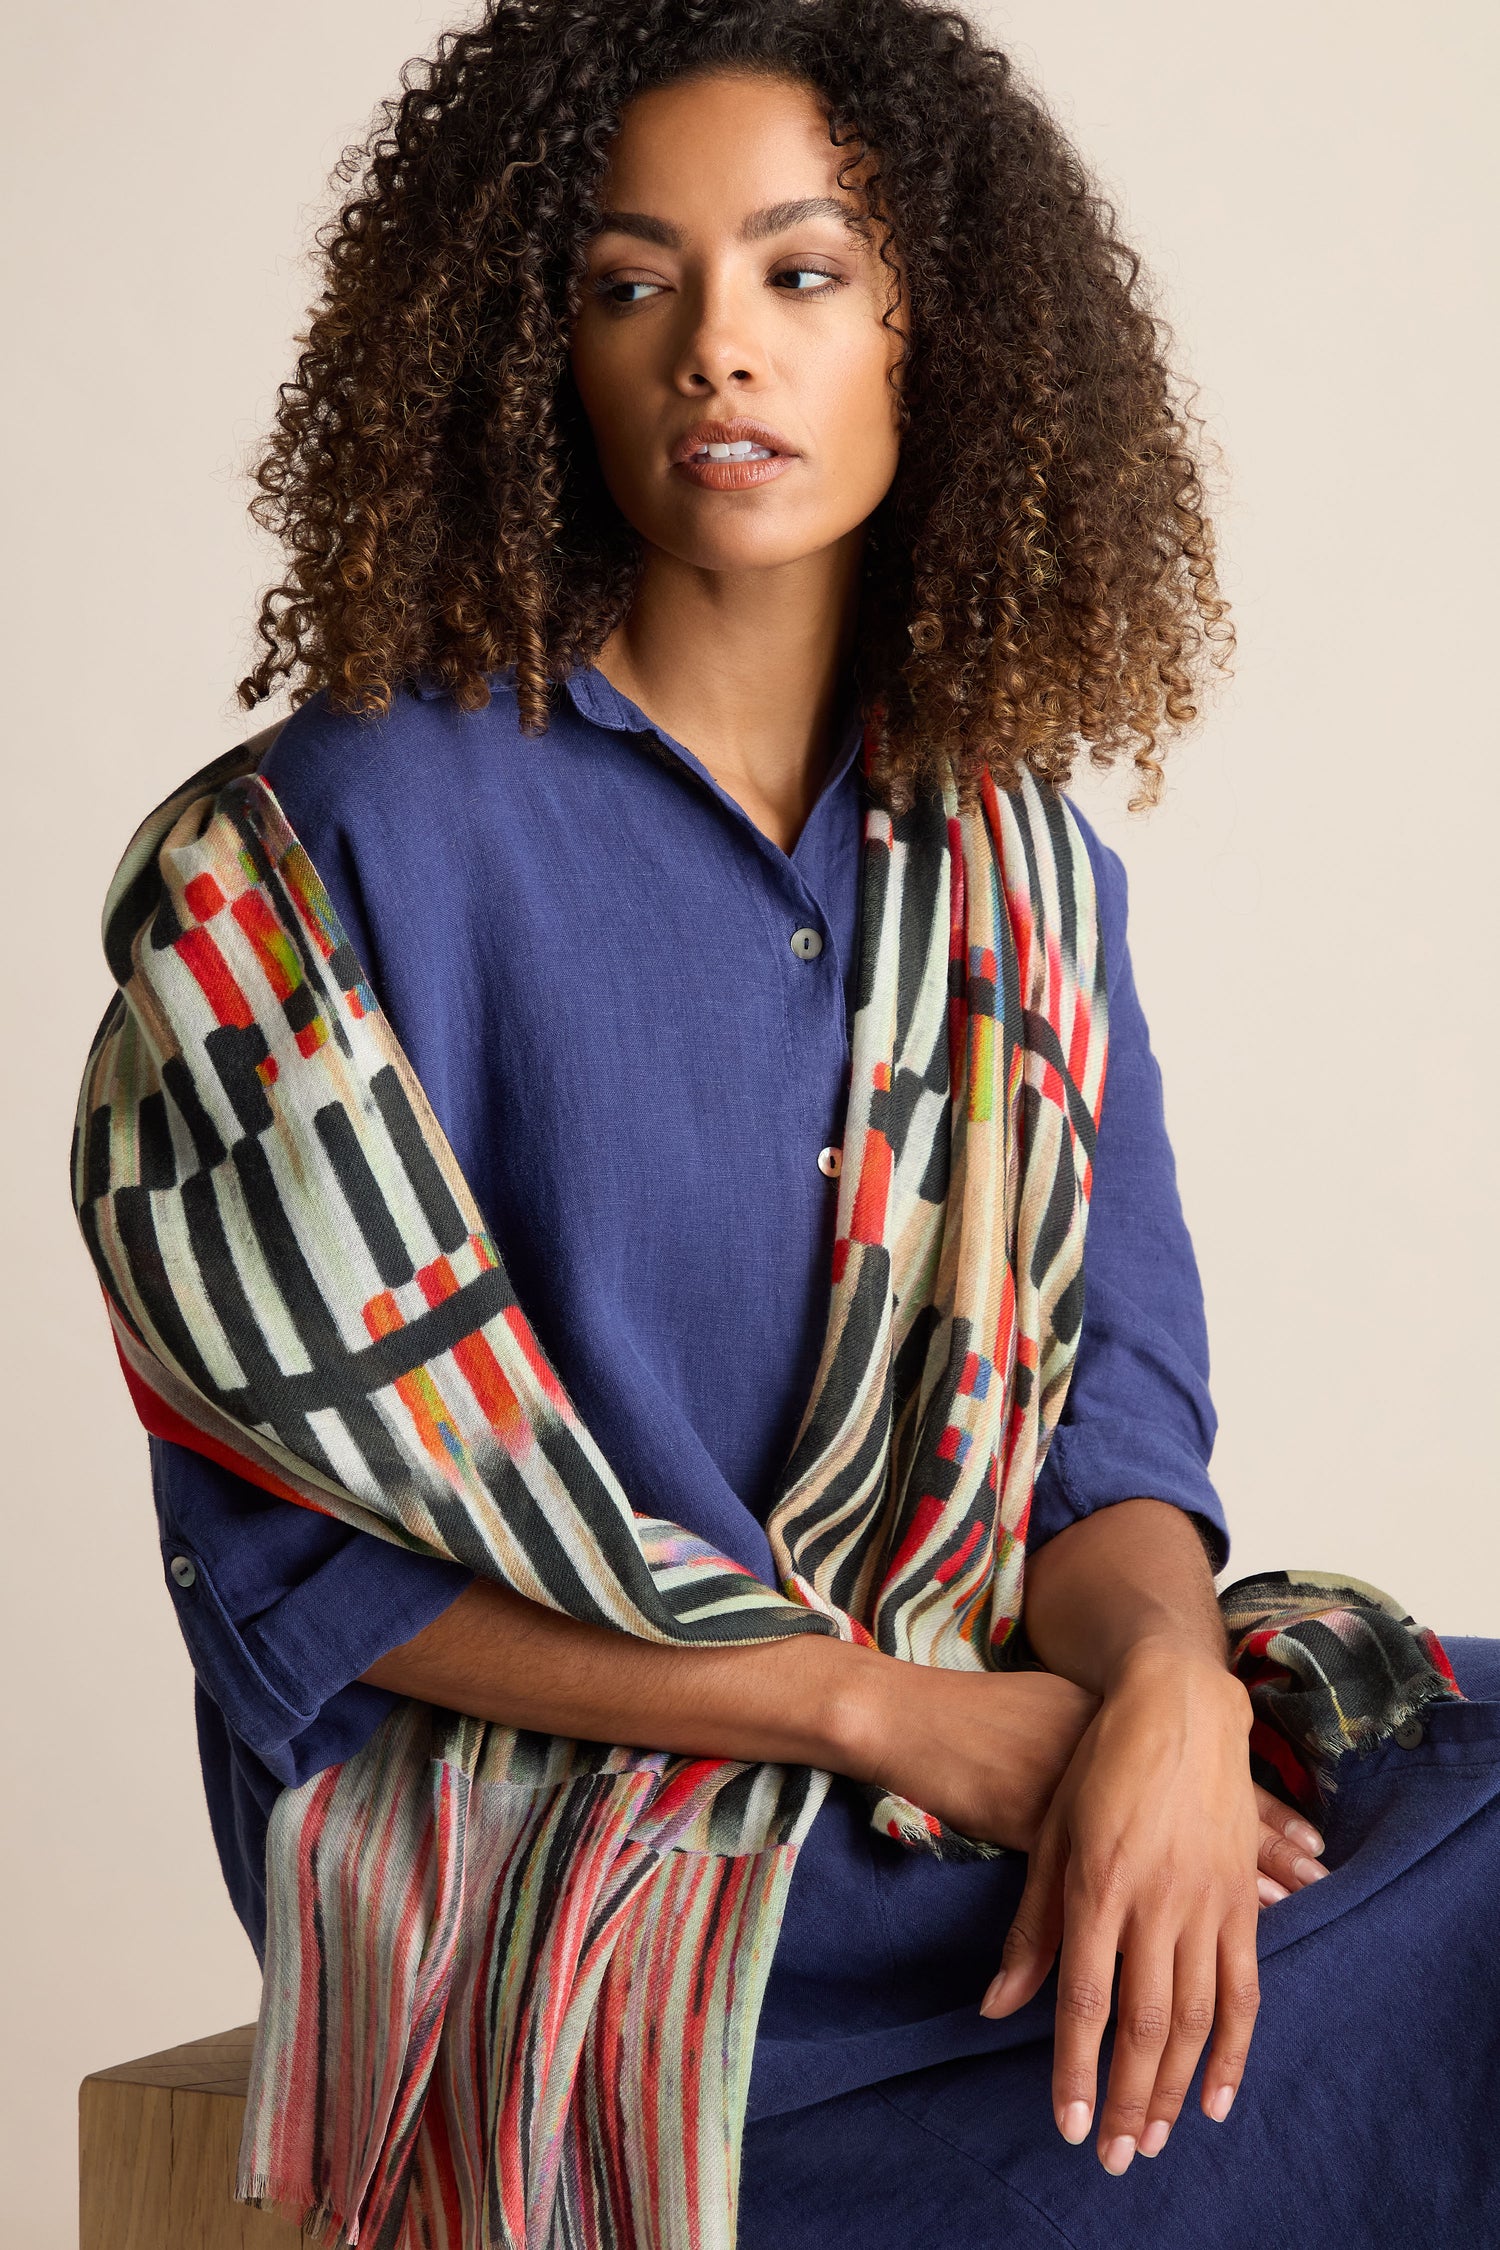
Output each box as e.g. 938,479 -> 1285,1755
239,0 -> 1233,814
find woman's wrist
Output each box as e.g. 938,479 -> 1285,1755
812,1638 -> 907,1782
1103,1633 -> 1251,1721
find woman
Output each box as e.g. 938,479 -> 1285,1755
75,2 -> 1500,2244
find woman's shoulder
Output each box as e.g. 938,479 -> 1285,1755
255,673 -> 530,847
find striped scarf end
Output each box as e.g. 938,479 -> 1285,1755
235,2173 -> 360,2249
865,1783 -> 1011,1861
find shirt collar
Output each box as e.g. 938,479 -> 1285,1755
560,660 -> 868,799
413,659 -> 868,804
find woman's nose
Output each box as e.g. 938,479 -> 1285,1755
670,274 -> 764,392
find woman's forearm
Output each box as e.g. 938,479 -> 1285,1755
359,1577 -> 888,1774
1021,1497 -> 1230,1695
358,1574 -> 1104,1853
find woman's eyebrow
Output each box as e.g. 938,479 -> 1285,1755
591,197 -> 871,248
743,196 -> 873,243
591,210 -> 683,248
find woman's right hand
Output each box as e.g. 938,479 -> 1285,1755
840,1659 -> 1102,1853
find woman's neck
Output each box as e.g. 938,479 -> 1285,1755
593,530 -> 864,857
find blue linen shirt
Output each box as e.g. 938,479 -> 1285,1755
145,660 -> 1229,2120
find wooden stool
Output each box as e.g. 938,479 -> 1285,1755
79,2025 -> 305,2247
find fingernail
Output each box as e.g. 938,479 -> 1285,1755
1289,1820 -> 1324,1854
1295,1857 -> 1329,1883
1101,2135 -> 1136,2174
1257,1875 -> 1289,1905
1060,2100 -> 1092,2144
979,1970 -> 1011,2016
1208,2083 -> 1236,2123
1138,2120 -> 1171,2158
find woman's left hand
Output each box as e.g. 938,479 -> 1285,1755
977,1643 -> 1306,2173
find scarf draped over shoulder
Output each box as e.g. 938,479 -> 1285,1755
71,717 -> 1466,2248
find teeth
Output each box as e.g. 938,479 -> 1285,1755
697,440 -> 773,459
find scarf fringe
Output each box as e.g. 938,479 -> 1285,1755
236,2179 -> 360,2248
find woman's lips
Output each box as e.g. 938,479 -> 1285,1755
672,452 -> 797,491
669,420 -> 800,489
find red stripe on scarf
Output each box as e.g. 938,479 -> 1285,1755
111,1329 -> 331,1513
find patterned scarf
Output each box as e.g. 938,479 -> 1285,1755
71,716 -> 1465,2249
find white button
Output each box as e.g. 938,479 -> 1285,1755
170,1554 -> 198,1588
817,1147 -> 842,1177
790,927 -> 824,959
1393,1717 -> 1425,1748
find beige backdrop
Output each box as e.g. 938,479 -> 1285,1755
3,2 -> 1495,2239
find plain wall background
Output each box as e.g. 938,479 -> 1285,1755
3,2 -> 1495,2239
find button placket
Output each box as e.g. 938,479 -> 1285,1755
784,915 -> 841,1175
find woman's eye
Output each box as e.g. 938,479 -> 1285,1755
599,279 -> 663,308
773,266 -> 843,295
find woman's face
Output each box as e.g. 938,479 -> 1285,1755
568,68 -> 907,576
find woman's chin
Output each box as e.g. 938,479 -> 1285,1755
634,496 -> 863,578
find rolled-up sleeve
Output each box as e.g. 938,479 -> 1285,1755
1028,804 -> 1230,1576
150,1434 -> 474,1786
